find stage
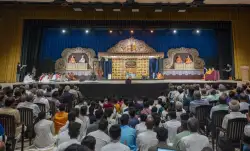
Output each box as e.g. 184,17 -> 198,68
1,80 -> 239,99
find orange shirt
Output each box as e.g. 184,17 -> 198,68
53,111 -> 68,134
114,103 -> 121,114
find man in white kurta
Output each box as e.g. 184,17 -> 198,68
179,117 -> 210,151
136,117 -> 158,151
101,124 -> 130,151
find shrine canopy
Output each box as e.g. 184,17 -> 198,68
98,37 -> 164,59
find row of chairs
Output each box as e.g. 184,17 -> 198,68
194,104 -> 248,151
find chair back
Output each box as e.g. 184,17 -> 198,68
180,113 -> 189,121
209,100 -> 218,107
195,105 -> 212,125
49,101 -> 56,116
0,114 -> 16,138
227,118 -> 248,142
35,103 -> 46,112
240,110 -> 248,114
18,108 -> 33,126
211,110 -> 228,127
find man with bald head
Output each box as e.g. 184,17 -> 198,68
136,117 -> 158,151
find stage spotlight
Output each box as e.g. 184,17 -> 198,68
62,29 -> 66,34
85,29 -> 89,34
109,30 -> 113,33
196,29 -> 200,34
130,30 -> 134,34
150,30 -> 154,33
173,29 -> 177,34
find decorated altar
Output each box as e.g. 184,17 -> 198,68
55,47 -> 98,77
99,38 -> 164,79
163,47 -> 205,79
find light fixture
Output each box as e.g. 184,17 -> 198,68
150,30 -> 154,33
178,9 -> 186,13
155,9 -> 162,12
130,30 -> 134,34
113,8 -> 121,12
132,9 -> 139,12
95,8 -> 103,12
85,29 -> 89,34
173,29 -> 177,34
62,29 -> 66,33
109,30 -> 113,33
196,29 -> 200,34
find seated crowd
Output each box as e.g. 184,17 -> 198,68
0,83 -> 249,151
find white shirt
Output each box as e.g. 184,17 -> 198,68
34,119 -> 55,149
158,96 -> 167,103
240,102 -> 250,111
56,129 -> 81,146
101,140 -> 130,151
163,119 -> 181,146
33,97 -> 50,113
180,132 -> 210,151
79,115 -> 90,136
176,109 -> 186,121
60,117 -> 86,139
244,124 -> 250,136
136,130 -> 158,151
17,101 -> 41,117
55,139 -> 80,151
88,130 -> 111,151
135,122 -> 147,135
161,110 -> 168,120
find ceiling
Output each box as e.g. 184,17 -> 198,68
1,0 -> 250,5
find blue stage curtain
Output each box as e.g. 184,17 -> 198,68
155,59 -> 159,73
108,59 -> 112,75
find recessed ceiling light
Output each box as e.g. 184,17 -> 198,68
95,8 -> 103,12
73,8 -> 82,12
113,8 -> 121,12
178,9 -> 186,13
155,9 -> 162,12
132,9 -> 139,12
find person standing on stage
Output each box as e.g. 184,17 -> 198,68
16,62 -> 21,82
225,64 -> 232,80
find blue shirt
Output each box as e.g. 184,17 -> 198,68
128,117 -> 139,128
120,125 -> 137,151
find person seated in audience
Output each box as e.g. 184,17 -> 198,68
161,104 -> 169,120
152,113 -> 161,132
148,127 -> 174,151
104,108 -> 117,130
57,112 -> 82,146
79,106 -> 90,136
163,111 -> 181,146
51,91 -> 61,107
175,101 -> 186,121
120,114 -> 137,151
0,91 -> 5,108
151,106 -> 158,114
87,109 -> 104,134
206,89 -> 220,102
210,94 -> 228,119
140,101 -> 151,115
44,86 -> 52,99
53,104 -> 68,134
135,114 -> 147,135
168,85 -> 180,103
0,97 -> 22,138
246,88 -> 250,103
176,86 -> 185,103
60,85 -> 74,112
128,107 -> 139,128
136,117 -> 158,151
103,98 -> 113,109
239,93 -> 250,111
81,136 -> 96,151
34,89 -> 50,114
179,117 -> 210,151
88,105 -> 97,124
243,113 -> 250,151
56,122 -> 81,151
17,94 -> 41,118
158,91 -> 167,103
228,90 -> 236,103
201,89 -> 208,100
189,90 -> 209,114
34,112 -> 56,149
88,119 -> 111,151
173,117 -> 190,150
101,124 -> 130,151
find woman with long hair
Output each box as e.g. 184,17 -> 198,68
33,112 -> 56,149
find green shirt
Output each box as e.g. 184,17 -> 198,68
173,130 -> 191,151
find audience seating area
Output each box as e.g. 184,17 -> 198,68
0,83 -> 249,151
